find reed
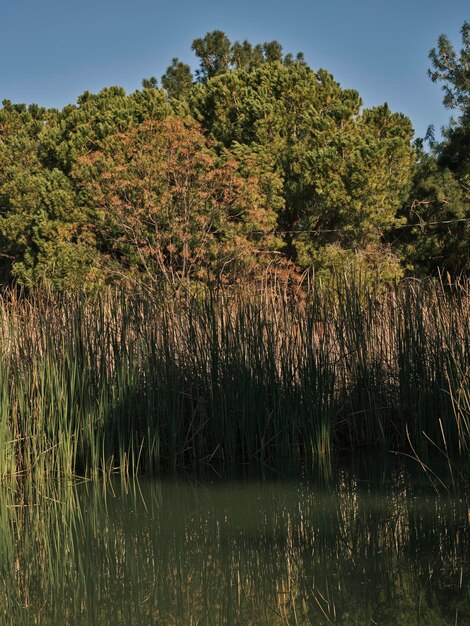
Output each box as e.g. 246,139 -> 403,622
0,278 -> 468,478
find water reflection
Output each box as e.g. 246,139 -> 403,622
0,461 -> 468,625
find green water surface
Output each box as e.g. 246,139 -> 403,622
0,460 -> 468,625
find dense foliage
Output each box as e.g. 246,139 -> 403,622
398,22 -> 470,276
0,27 -> 468,291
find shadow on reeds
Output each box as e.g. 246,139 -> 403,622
0,277 -> 468,479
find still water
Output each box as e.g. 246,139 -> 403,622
0,459 -> 468,625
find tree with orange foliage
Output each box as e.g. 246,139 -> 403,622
74,117 -> 280,292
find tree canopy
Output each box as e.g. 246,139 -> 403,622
0,28 -> 468,291
398,22 -> 470,276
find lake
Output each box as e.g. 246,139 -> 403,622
1,457 -> 468,625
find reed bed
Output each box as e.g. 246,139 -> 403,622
0,278 -> 468,478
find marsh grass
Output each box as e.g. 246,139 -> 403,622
0,278 -> 468,478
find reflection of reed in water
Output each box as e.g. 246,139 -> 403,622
0,465 -> 468,625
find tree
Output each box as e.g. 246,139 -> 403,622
262,40 -> 283,63
429,21 -> 470,191
191,31 -> 302,82
399,148 -> 468,275
192,31 -> 232,81
73,117 -> 280,291
230,40 -> 264,71
0,168 -> 96,289
429,22 -> 470,111
0,89 -> 172,289
161,58 -> 193,100
142,76 -> 158,89
40,86 -> 171,172
0,33 -> 427,289
400,22 -> 470,276
189,62 -> 414,281
0,102 -> 98,289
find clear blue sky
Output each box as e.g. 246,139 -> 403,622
0,1 -> 468,138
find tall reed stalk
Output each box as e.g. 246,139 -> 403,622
0,278 -> 468,478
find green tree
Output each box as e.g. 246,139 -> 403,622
401,22 -> 470,276
41,86 -> 171,172
429,21 -> 470,191
429,21 -> 470,111
191,31 -> 301,82
230,40 -> 264,71
192,31 -> 232,81
0,87 -> 174,289
161,58 -> 194,100
189,62 -> 414,281
141,76 -> 158,89
262,40 -> 283,63
399,148 -> 468,275
0,101 -> 99,288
